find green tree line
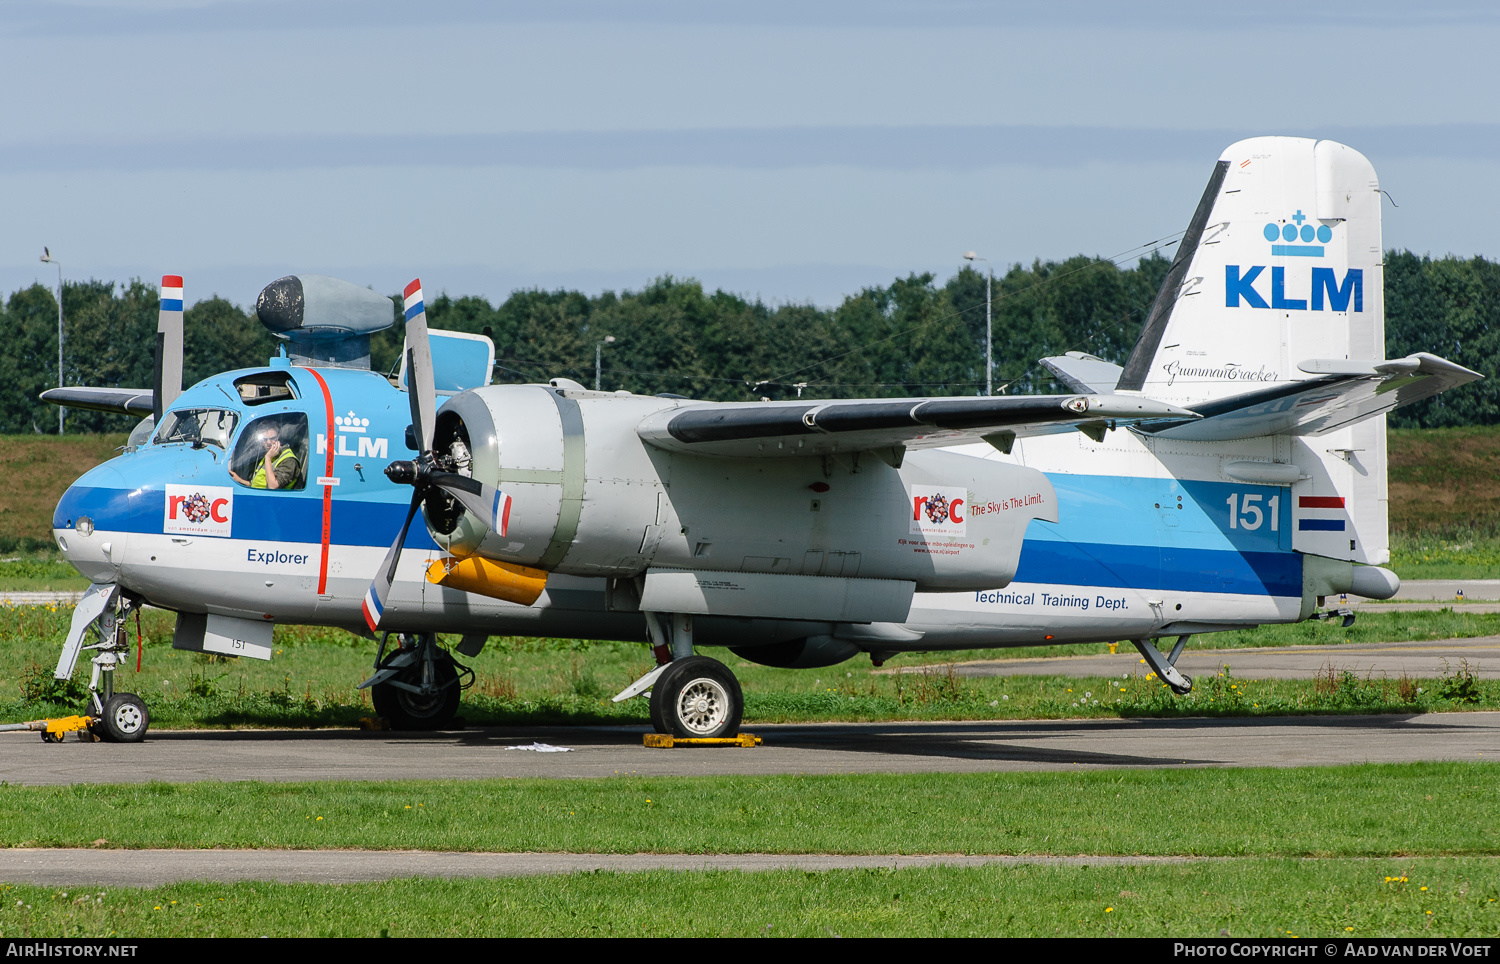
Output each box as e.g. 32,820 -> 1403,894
1,250 -> 1491,434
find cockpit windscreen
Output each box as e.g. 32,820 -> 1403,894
154,409 -> 239,450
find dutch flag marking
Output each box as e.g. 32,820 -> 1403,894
403,279 -> 424,321
161,275 -> 184,313
1298,495 -> 1347,531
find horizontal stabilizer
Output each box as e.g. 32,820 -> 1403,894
1039,352 -> 1123,394
638,393 -> 1196,458
40,386 -> 153,417
1139,352 -> 1482,441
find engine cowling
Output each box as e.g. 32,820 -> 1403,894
426,384 -> 1058,593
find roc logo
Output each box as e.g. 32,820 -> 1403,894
910,485 -> 967,537
1263,209 -> 1332,258
164,484 -> 234,538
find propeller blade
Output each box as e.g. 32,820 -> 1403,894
361,490 -> 424,632
154,274 -> 185,421
430,472 -> 512,537
402,278 -> 436,454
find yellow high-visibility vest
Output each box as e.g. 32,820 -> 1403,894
250,448 -> 298,489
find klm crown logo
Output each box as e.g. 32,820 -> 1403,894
334,410 -> 371,433
1263,210 -> 1333,258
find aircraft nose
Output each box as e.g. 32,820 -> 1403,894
54,465 -> 130,584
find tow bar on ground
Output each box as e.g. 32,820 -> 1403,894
0,716 -> 99,742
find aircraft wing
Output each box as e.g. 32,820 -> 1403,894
40,386 -> 154,417
636,393 -> 1195,458
1137,352 -> 1483,442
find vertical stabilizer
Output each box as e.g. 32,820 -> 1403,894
154,275 -> 185,421
1122,137 -> 1383,406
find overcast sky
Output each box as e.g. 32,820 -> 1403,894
2,0 -> 1497,308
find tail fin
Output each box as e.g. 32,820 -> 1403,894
1119,137 -> 1383,404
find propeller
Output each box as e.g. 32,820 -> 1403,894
360,279 -> 513,632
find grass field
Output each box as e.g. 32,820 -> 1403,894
1,858 -> 1497,938
0,765 -> 1497,937
3,857 -> 1497,938
2,764 -> 1495,855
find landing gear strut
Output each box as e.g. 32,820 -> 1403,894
610,611 -> 746,738
1130,635 -> 1194,695
359,633 -> 471,730
53,584 -> 150,742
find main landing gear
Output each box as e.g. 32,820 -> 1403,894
649,656 -> 743,739
611,612 -> 746,739
1130,635 -> 1194,695
359,632 -> 473,730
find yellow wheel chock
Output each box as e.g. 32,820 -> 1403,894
643,733 -> 761,748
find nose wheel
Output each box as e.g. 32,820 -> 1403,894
97,693 -> 149,743
360,633 -> 470,730
648,656 -> 743,739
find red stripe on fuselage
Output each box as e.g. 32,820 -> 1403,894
304,368 -> 337,595
1298,496 -> 1346,509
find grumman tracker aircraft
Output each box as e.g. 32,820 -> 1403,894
46,136 -> 1480,743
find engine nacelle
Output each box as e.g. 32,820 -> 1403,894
729,636 -> 862,669
426,384 -> 1057,594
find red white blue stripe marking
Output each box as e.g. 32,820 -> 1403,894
160,275 -> 184,313
403,279 -> 424,321
1298,495 -> 1347,531
361,587 -> 384,632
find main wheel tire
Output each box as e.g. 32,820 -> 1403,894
653,656 -> 743,739
1169,674 -> 1194,696
371,658 -> 461,730
647,667 -> 673,735
99,693 -> 149,743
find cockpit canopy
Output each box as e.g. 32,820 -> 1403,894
154,408 -> 239,450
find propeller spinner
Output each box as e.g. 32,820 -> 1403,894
361,279 -> 512,632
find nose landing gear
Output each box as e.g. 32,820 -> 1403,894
49,583 -> 151,742
359,632 -> 471,730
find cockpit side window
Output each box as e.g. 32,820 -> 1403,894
154,409 -> 239,450
229,413 -> 310,491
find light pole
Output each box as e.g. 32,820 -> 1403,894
39,247 -> 63,433
963,251 -> 992,395
595,335 -> 616,391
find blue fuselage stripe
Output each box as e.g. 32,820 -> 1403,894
1013,539 -> 1300,597
56,485 -> 439,551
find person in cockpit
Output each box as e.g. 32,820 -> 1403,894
229,424 -> 300,490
